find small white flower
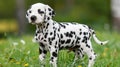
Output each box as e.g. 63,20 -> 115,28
20,39 -> 26,45
13,42 -> 18,46
32,38 -> 37,43
27,51 -> 30,54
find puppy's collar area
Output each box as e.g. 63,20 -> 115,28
36,19 -> 53,28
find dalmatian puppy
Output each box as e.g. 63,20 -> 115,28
26,3 -> 108,67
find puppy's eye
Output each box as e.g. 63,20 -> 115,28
38,9 -> 44,14
29,10 -> 32,13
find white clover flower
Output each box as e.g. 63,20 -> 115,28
32,38 -> 37,43
20,39 -> 26,45
27,50 -> 31,54
13,42 -> 18,46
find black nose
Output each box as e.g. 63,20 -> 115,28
31,15 -> 36,22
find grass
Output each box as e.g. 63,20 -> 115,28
0,31 -> 120,67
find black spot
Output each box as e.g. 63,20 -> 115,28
64,32 -> 73,38
38,9 -> 41,13
43,50 -> 47,54
43,26 -> 45,28
92,31 -> 95,34
36,30 -> 40,33
44,33 -> 48,38
83,32 -> 87,35
71,31 -> 75,34
75,37 -> 81,44
46,23 -> 49,29
59,23 -> 66,28
39,48 -> 42,54
94,53 -> 96,55
47,17 -> 50,20
64,32 -> 69,37
81,48 -> 83,50
57,34 -> 59,38
82,55 -> 84,58
65,39 -> 71,44
79,29 -> 82,31
38,9 -> 44,14
77,52 -> 80,55
35,38 -> 38,41
50,32 -> 53,35
79,32 -> 82,35
71,40 -> 74,44
49,41 -> 52,45
50,57 -> 54,62
48,8 -> 52,11
66,23 -> 69,25
82,36 -> 87,43
40,43 -> 45,48
89,57 -> 92,60
83,25 -> 86,27
26,12 -> 28,16
101,43 -> 103,45
48,38 -> 51,41
53,23 -> 55,25
51,57 -> 54,60
49,46 -> 51,49
58,28 -> 60,31
60,34 -> 63,38
61,40 -> 65,44
44,40 -> 47,42
88,33 -> 91,39
88,26 -> 92,29
35,33 -> 37,36
55,49 -> 57,52
55,45 -> 57,48
41,37 -> 43,40
49,12 -> 52,15
53,26 -> 55,29
78,49 -> 82,53
51,36 -> 55,41
55,41 -> 57,45
52,11 -> 55,14
86,44 -> 90,48
52,52 -> 57,57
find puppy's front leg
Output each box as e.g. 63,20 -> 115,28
39,43 -> 47,67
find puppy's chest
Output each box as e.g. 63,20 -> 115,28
34,30 -> 47,43
34,29 -> 55,44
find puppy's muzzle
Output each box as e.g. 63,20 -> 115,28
31,15 -> 37,22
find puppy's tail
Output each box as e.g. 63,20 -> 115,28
89,28 -> 108,45
92,33 -> 108,45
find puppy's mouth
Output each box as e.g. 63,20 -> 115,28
31,22 -> 36,25
31,22 -> 42,25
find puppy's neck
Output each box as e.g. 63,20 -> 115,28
36,19 -> 54,30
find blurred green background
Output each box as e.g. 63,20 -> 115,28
0,0 -> 111,36
1,1 -> 120,67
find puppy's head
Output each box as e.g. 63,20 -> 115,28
26,3 -> 55,24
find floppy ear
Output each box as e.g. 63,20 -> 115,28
26,10 -> 29,18
44,5 -> 55,21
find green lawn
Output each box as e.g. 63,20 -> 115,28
0,31 -> 120,67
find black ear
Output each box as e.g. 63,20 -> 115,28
52,10 -> 55,17
47,8 -> 55,17
44,5 -> 55,21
